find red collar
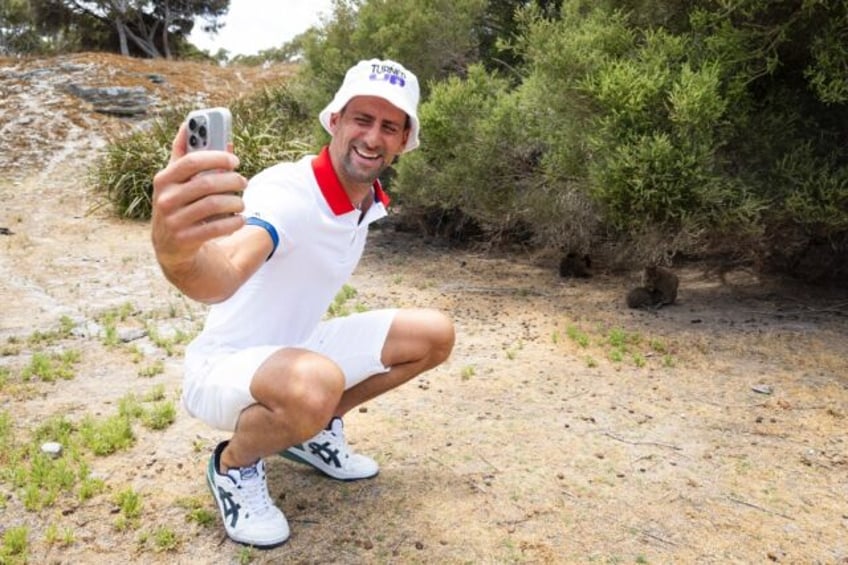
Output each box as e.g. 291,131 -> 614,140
311,146 -> 390,215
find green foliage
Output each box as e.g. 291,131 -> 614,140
90,112 -> 177,220
294,0 -> 491,148
0,0 -> 87,55
326,284 -> 364,318
151,526 -> 180,552
142,401 -> 177,430
177,496 -> 217,527
403,0 -> 845,270
777,142 -> 848,232
5,417 -> 82,511
0,525 -> 28,565
113,487 -> 143,531
44,523 -> 75,547
20,350 -> 80,383
2,0 -> 229,58
566,325 -> 590,348
805,9 -> 848,104
0,387 -> 175,518
91,86 -> 314,221
27,316 -> 75,346
300,0 -> 488,97
396,65 -> 512,213
80,414 -> 135,456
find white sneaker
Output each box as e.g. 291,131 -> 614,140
281,417 -> 379,480
206,441 -> 290,549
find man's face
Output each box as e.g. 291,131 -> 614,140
328,95 -> 410,188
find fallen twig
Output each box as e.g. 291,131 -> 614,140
439,283 -> 551,296
727,496 -> 794,521
602,431 -> 683,451
640,529 -> 678,547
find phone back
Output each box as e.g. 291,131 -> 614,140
186,107 -> 232,152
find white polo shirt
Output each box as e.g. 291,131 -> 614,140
184,146 -> 390,362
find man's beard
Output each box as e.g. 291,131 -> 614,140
340,147 -> 386,185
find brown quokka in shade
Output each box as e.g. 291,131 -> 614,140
559,252 -> 592,278
626,265 -> 679,309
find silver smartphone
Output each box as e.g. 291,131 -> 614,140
185,107 -> 232,152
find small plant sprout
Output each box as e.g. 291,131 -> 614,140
152,526 -> 180,552
114,487 -> 143,531
566,325 -> 590,348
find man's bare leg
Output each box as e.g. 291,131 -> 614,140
220,348 -> 346,472
335,308 -> 455,416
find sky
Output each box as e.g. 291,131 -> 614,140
189,0 -> 335,57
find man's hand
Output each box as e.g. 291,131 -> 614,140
151,124 -> 248,280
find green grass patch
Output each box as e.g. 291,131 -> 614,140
559,321 -> 677,369
146,323 -> 194,357
114,487 -> 143,531
460,365 -> 476,381
326,284 -> 368,318
26,316 -> 75,346
566,325 -> 590,348
0,525 -> 29,564
91,85 -> 314,221
20,350 -> 80,383
177,496 -> 217,528
0,386 -> 177,517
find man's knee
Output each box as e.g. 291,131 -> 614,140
252,349 -> 345,436
401,308 -> 455,367
427,309 -> 455,363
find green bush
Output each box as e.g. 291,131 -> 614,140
91,86 -> 315,220
90,108 -> 182,220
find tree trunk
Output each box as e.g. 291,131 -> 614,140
123,22 -> 162,57
161,0 -> 172,59
115,17 -> 130,56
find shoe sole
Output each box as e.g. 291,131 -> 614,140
206,465 -> 289,549
280,448 -> 379,481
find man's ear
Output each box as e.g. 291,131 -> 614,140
328,112 -> 340,133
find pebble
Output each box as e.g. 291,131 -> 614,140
41,441 -> 62,458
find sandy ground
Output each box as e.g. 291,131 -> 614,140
1,54 -> 847,564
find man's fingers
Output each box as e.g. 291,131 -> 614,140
154,167 -> 246,211
158,150 -> 241,190
168,192 -> 246,228
169,123 -> 189,164
171,212 -> 246,249
153,195 -> 245,259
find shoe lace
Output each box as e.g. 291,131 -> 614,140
236,466 -> 275,517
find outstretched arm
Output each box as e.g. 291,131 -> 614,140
151,124 -> 272,303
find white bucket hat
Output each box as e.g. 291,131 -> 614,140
319,59 -> 420,153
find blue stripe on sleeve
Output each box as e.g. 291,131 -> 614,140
244,216 -> 279,260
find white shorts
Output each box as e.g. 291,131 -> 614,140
182,308 -> 398,431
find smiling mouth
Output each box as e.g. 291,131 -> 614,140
353,146 -> 383,162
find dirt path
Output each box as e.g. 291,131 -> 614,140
1,54 -> 847,564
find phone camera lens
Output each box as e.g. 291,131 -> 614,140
189,135 -> 198,147
198,125 -> 207,139
188,118 -> 198,131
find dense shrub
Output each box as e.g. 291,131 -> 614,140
397,0 -> 848,272
90,86 -> 314,220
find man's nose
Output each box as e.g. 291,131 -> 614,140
361,123 -> 381,147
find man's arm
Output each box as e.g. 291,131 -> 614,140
151,125 -> 272,303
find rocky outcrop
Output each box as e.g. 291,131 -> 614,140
64,83 -> 153,116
